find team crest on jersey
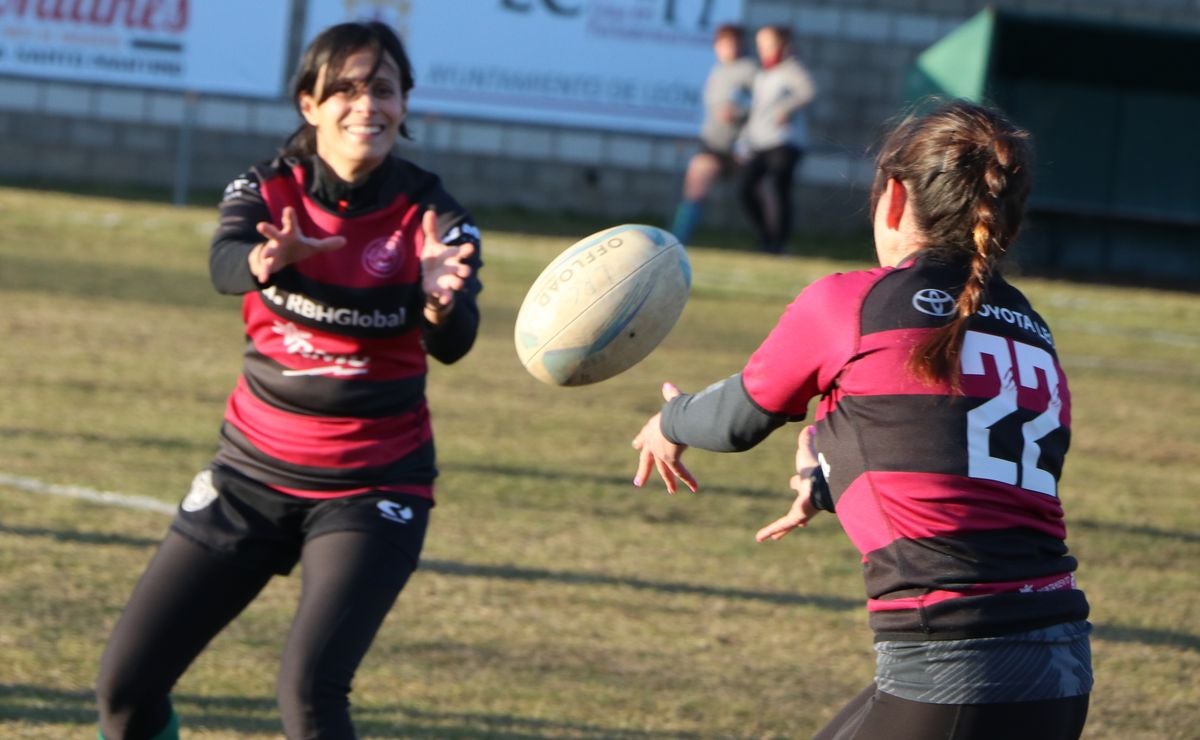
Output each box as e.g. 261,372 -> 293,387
912,288 -> 956,317
362,231 -> 406,278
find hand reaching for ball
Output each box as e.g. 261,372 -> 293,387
420,208 -> 475,323
250,206 -> 346,284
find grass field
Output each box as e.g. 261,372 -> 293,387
1,185 -> 1198,739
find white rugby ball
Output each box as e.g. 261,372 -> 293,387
515,224 -> 691,386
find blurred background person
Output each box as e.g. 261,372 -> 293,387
737,25 -> 816,254
668,23 -> 757,246
94,21 -> 482,740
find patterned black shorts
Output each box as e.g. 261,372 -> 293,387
170,465 -> 430,575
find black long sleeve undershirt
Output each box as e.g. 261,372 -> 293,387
208,155 -> 482,365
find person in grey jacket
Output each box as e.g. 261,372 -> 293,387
669,24 -> 757,245
737,25 -> 816,254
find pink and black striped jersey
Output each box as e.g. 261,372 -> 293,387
208,155 -> 482,500
663,253 -> 1088,640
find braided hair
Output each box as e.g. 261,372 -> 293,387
869,100 -> 1033,387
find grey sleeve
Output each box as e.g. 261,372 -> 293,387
659,373 -> 791,452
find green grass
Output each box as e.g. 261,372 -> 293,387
1,185 -> 1198,739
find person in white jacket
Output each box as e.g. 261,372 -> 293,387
737,25 -> 816,254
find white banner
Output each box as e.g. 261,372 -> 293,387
0,0 -> 292,97
305,0 -> 745,136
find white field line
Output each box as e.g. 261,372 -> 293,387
0,472 -> 175,515
1,339 -> 1195,518
1063,354 -> 1200,377
1057,320 -> 1200,349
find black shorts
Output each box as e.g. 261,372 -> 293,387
170,466 -> 430,575
698,141 -> 739,176
815,684 -> 1089,740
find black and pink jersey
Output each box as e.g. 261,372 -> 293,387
208,154 -> 482,500
662,253 -> 1088,640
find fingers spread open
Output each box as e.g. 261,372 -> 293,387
313,235 -> 347,251
422,208 -> 438,241
655,457 -> 678,495
633,447 -> 653,487
453,240 -> 476,262
674,460 -> 698,493
755,515 -> 796,542
256,221 -> 282,241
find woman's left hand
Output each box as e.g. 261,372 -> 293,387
756,425 -> 821,542
632,382 -> 698,495
420,208 -> 475,324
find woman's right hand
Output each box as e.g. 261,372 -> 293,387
249,206 -> 347,284
632,382 -> 698,495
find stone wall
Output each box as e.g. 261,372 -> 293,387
1,0 -> 1196,243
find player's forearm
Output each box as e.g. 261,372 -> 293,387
422,297 -> 479,364
210,190 -> 271,294
660,374 -> 788,452
210,237 -> 262,294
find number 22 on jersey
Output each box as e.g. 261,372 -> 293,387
962,330 -> 1064,497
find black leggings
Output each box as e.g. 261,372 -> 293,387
814,683 -> 1089,740
739,144 -> 803,252
95,529 -> 417,739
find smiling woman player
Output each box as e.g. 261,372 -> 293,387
95,22 -> 482,740
632,100 -> 1092,739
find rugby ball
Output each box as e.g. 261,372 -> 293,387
514,224 -> 691,386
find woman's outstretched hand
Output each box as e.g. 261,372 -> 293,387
420,208 -> 475,323
632,382 -> 698,495
250,206 -> 347,284
756,425 -> 822,542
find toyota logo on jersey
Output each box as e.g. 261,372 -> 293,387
912,288 -> 957,317
362,231 -> 406,278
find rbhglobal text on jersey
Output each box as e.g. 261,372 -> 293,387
263,287 -> 407,329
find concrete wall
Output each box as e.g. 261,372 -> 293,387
1,0 -> 1196,242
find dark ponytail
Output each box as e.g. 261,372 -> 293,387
870,100 -> 1033,386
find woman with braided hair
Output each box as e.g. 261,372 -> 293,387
630,100 -> 1091,739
